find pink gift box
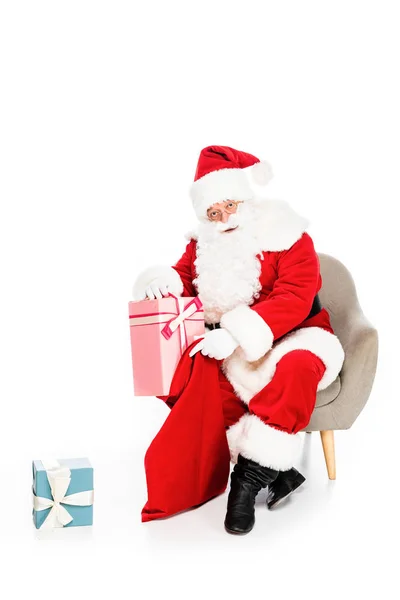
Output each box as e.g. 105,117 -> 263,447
128,296 -> 205,396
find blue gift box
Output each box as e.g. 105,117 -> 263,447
32,458 -> 94,529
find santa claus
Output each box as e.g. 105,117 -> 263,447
133,145 -> 344,535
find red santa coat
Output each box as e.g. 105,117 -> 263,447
136,201 -> 345,521
171,231 -> 344,403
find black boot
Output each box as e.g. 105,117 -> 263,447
224,454 -> 279,535
266,468 -> 306,510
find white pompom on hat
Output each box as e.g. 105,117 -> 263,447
189,145 -> 273,220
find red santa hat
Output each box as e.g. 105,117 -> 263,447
189,145 -> 273,220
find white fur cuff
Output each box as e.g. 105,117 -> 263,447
228,414 -> 302,471
226,417 -> 247,464
221,304 -> 273,362
132,265 -> 184,300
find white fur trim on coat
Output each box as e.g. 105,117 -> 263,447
252,199 -> 310,252
190,168 -> 254,220
220,304 -> 273,362
132,265 -> 184,301
227,414 -> 302,471
226,417 -> 247,464
223,326 -> 345,404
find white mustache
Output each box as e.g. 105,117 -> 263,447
215,214 -> 239,232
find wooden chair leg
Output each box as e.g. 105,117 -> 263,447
320,430 -> 336,480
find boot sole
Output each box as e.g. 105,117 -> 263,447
267,474 -> 306,510
224,524 -> 253,535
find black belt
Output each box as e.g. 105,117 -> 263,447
206,322 -> 221,330
206,323 -> 221,329
307,294 -> 322,319
205,294 -> 322,331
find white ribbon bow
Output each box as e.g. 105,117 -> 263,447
172,298 -> 193,352
33,459 -> 94,529
167,298 -> 198,333
129,296 -> 203,353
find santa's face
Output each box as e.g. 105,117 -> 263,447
200,199 -> 259,239
205,200 -> 244,233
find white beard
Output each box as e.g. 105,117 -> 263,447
192,198 -> 309,324
193,202 -> 264,323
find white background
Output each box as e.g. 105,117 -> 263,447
0,1 -> 398,598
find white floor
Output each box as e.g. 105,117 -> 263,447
2,354 -> 397,599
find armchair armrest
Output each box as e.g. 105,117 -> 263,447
330,309 -> 378,429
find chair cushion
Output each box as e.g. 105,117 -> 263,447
315,375 -> 341,407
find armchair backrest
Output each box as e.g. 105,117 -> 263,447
317,253 -> 363,347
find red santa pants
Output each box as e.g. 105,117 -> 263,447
220,349 -> 326,471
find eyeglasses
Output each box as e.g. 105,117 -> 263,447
206,200 -> 244,222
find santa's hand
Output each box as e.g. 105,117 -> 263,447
132,266 -> 184,301
189,328 -> 239,360
132,278 -> 172,301
143,280 -> 170,300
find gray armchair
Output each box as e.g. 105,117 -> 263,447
303,253 -> 378,479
